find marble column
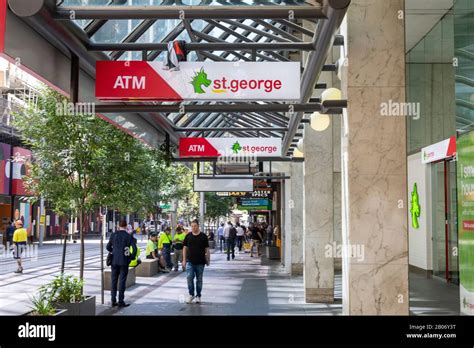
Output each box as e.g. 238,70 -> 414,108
290,163 -> 304,275
341,0 -> 409,314
303,122 -> 334,303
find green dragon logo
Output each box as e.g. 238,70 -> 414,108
190,67 -> 212,94
231,141 -> 242,154
410,183 -> 420,229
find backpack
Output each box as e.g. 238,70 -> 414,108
229,227 -> 237,240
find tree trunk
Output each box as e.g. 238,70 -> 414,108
79,209 -> 85,281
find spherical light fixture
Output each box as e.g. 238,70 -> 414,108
310,112 -> 331,132
297,138 -> 304,153
321,87 -> 342,102
293,148 -> 304,158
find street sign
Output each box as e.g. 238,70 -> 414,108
96,61 -> 300,101
179,137 -> 282,157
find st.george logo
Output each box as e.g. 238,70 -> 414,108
190,67 -> 211,94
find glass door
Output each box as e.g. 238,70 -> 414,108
431,160 -> 459,283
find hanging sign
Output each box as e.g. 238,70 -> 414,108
421,136 -> 456,164
179,137 -> 282,157
96,61 -> 300,101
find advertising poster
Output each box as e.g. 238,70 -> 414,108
457,132 -> 474,315
0,142 -> 10,194
12,147 -> 32,195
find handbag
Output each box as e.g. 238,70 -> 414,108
106,252 -> 113,266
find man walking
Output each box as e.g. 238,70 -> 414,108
106,220 -> 136,307
217,222 -> 225,252
12,220 -> 27,274
183,219 -> 209,304
227,223 -> 237,261
236,223 -> 245,252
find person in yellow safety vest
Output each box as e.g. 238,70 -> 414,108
129,231 -> 141,268
172,226 -> 186,271
12,219 -> 27,274
158,227 -> 173,271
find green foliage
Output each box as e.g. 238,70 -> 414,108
30,290 -> 56,316
204,192 -> 234,221
40,275 -> 85,304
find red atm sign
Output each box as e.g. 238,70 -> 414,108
179,138 -> 282,158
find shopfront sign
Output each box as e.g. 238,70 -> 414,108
237,198 -> 272,211
421,136 -> 456,164
456,131 -> 474,315
96,61 -> 300,101
179,137 -> 282,158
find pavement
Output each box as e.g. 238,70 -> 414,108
0,237 -> 461,316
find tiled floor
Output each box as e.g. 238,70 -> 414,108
0,239 -> 461,316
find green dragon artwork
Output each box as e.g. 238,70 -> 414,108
190,67 -> 212,94
410,183 -> 420,229
231,141 -> 242,154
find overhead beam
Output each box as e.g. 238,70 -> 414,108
87,41 -> 315,52
94,101 -> 346,114
54,6 -> 326,20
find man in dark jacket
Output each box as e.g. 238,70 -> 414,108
227,223 -> 237,261
106,220 -> 136,307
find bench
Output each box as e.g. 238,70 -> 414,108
135,258 -> 158,277
103,267 -> 136,290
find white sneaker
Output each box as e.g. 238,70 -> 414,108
186,295 -> 194,304
195,296 -> 201,304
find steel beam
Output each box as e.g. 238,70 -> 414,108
54,6 -> 326,20
282,0 -> 350,153
94,103 -> 344,114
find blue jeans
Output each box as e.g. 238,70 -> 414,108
186,262 -> 205,297
162,244 -> 172,269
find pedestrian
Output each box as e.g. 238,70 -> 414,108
5,220 -> 15,247
106,220 -> 137,307
183,219 -> 210,304
158,227 -> 173,271
128,230 -> 141,268
236,222 -> 245,252
12,220 -> 27,274
266,223 -> 274,246
172,225 -> 186,271
217,222 -> 225,252
146,232 -> 159,259
223,221 -> 232,252
249,223 -> 263,257
227,223 -> 237,261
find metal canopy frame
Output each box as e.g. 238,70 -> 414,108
8,0 -> 350,159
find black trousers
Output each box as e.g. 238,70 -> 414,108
236,236 -> 244,251
226,238 -> 235,260
111,265 -> 129,304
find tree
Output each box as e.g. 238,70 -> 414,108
204,193 -> 234,224
13,89 -> 164,279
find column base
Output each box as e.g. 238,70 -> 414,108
305,288 -> 334,303
291,263 -> 303,276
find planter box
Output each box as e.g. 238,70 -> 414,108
135,259 -> 158,277
55,296 -> 96,316
104,267 -> 136,290
266,246 -> 280,260
24,309 -> 68,316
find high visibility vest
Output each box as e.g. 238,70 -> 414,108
129,244 -> 141,267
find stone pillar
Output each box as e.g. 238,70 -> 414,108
341,0 -> 409,314
303,122 -> 334,303
290,163 -> 304,275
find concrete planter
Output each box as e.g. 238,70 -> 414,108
104,267 -> 136,290
24,309 -> 68,316
55,296 -> 96,316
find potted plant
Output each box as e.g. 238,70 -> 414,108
25,290 -> 67,316
41,275 -> 96,316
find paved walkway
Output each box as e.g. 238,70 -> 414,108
103,250 -> 343,316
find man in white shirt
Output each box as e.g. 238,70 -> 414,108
223,222 -> 232,252
236,223 -> 245,252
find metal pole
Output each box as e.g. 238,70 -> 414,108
199,163 -> 205,233
38,198 -> 44,247
101,207 -> 106,305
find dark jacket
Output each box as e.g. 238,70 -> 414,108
228,227 -> 237,242
106,230 -> 136,266
6,224 -> 15,238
